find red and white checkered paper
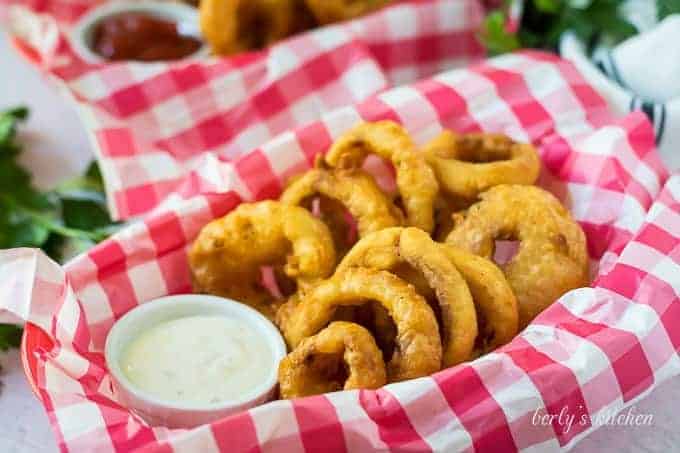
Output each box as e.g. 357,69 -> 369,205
3,1 -> 680,453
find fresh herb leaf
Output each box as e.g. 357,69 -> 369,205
0,324 -> 22,351
479,11 -> 521,56
56,163 -> 113,233
0,107 -> 118,255
535,0 -> 562,14
658,0 -> 680,19
0,106 -> 120,349
482,0 -> 637,54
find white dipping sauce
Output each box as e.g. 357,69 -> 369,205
120,315 -> 274,405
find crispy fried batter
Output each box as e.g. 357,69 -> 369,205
337,227 -> 482,366
446,185 -> 589,327
304,0 -> 391,24
187,121 -> 589,394
281,267 -> 442,381
280,164 -> 403,238
325,121 -> 439,233
189,201 -> 336,318
424,131 -> 540,200
200,0 -> 299,55
441,245 -> 518,355
399,228 -> 478,366
278,321 -> 386,398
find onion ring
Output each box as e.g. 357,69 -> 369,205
337,227 -> 480,366
280,164 -> 403,238
423,131 -> 540,200
200,0 -> 298,56
446,185 -> 589,328
278,321 -> 386,398
441,245 -> 518,355
304,0 -> 391,24
189,201 -> 336,318
281,267 -> 442,381
325,121 -> 439,233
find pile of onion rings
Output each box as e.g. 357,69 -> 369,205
200,0 -> 393,56
188,121 -> 589,398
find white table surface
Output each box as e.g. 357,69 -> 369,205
1,28 -> 679,453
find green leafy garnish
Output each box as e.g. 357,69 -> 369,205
0,325 -> 23,351
480,11 -> 521,56
480,0 -> 638,55
0,106 -> 120,349
658,0 -> 680,19
0,107 -> 118,258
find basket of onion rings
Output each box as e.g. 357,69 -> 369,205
8,80 -> 679,450
188,120 -> 590,393
4,1 -> 680,452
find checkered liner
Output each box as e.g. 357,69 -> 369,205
2,48 -> 679,452
7,0 -> 485,220
3,1 -> 680,452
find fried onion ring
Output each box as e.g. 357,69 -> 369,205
281,267 -> 442,381
446,185 -> 589,328
423,131 -> 540,200
441,245 -> 518,355
304,0 -> 391,24
189,201 -> 336,318
280,164 -> 403,238
337,227 -> 481,366
325,121 -> 439,233
278,321 -> 386,398
200,0 -> 298,56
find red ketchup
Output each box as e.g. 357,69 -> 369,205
92,13 -> 202,62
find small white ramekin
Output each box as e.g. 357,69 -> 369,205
70,1 -> 209,64
104,294 -> 286,429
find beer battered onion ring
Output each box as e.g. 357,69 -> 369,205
336,227 -> 477,366
278,321 -> 386,399
304,0 -> 391,24
423,131 -> 540,200
281,267 -> 442,381
446,185 -> 589,328
280,165 -> 403,238
441,245 -> 518,356
189,201 -> 336,318
325,121 -> 439,233
200,0 -> 298,56
337,227 -> 519,363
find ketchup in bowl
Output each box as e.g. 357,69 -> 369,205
91,12 -> 202,61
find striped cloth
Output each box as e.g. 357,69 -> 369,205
560,15 -> 680,169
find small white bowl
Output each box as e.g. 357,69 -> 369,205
70,1 -> 209,64
105,295 -> 286,429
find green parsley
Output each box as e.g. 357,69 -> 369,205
0,106 -> 119,350
0,325 -> 23,352
480,0 -> 638,56
658,0 -> 680,19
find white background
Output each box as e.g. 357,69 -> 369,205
1,28 -> 679,453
